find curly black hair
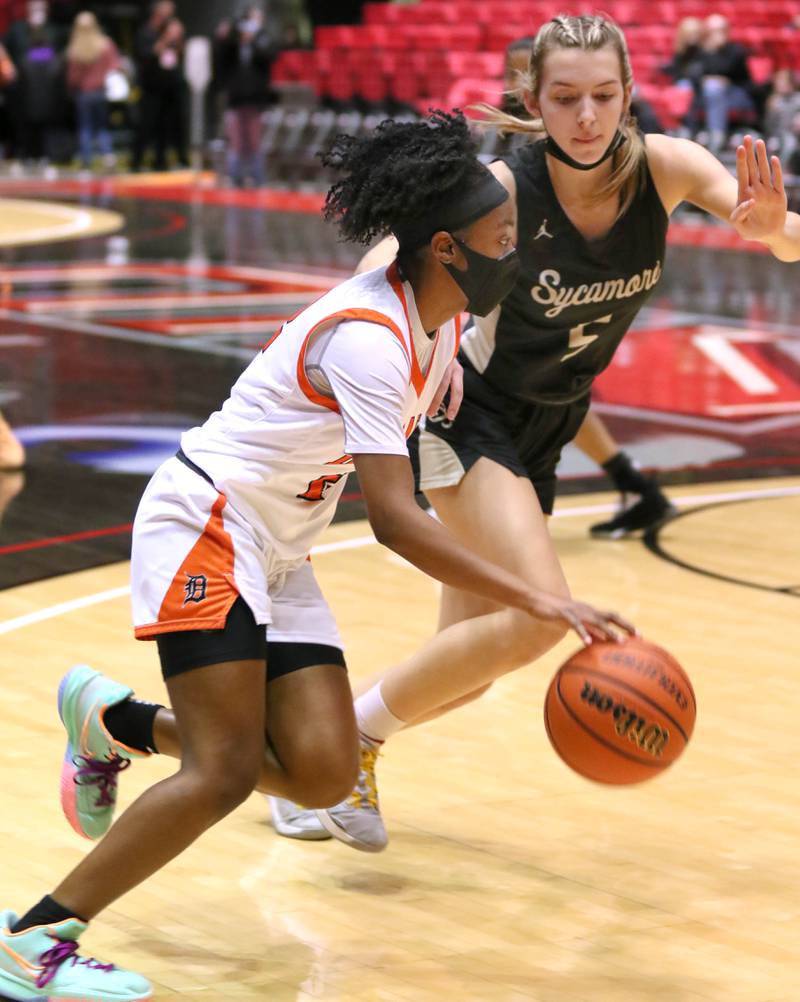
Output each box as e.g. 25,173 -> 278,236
320,110 -> 488,247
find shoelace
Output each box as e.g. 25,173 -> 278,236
37,939 -> 114,988
73,754 -> 131,808
347,742 -> 380,811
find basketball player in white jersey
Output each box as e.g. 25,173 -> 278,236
269,15 -> 800,852
0,111 -> 633,1002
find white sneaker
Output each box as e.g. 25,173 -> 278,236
267,796 -> 331,840
315,737 -> 388,853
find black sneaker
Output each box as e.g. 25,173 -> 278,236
590,489 -> 677,539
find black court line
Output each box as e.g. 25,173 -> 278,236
643,498 -> 799,598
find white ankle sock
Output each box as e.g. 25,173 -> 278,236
355,683 -> 405,744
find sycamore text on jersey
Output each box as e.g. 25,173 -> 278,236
531,262 -> 663,318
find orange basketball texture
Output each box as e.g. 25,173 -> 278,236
544,637 -> 696,784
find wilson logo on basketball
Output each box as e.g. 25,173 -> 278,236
580,681 -> 670,758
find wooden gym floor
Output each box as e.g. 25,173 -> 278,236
0,181 -> 799,1001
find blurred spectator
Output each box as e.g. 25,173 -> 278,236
3,0 -> 67,165
271,0 -> 312,48
695,13 -> 756,151
501,35 -> 534,119
131,1 -> 188,171
494,36 -> 543,157
630,85 -> 664,134
0,42 -> 17,158
764,68 -> 800,160
0,43 -> 16,87
662,17 -> 704,91
66,11 -> 120,171
214,4 -> 277,187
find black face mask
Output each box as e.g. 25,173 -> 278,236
443,238 -> 520,317
545,129 -> 626,171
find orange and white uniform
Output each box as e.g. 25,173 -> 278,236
131,263 -> 459,647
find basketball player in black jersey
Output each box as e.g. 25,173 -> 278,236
498,33 -> 674,538
271,13 -> 800,852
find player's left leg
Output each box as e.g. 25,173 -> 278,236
315,456 -> 572,852
56,564 -> 357,840
0,655 -> 268,1002
573,408 -> 675,538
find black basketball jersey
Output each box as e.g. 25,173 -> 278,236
460,139 -> 669,405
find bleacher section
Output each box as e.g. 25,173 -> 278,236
272,0 -> 800,129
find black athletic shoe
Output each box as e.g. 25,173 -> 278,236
590,489 -> 677,539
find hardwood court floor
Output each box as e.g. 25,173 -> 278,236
0,197 -> 123,246
1,477 -> 798,1002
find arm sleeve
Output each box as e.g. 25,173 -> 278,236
318,320 -> 411,457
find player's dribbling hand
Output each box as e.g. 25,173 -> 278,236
730,135 -> 787,241
527,593 -> 637,646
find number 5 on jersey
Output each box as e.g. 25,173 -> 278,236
561,313 -> 612,362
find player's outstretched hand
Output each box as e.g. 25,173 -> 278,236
526,592 -> 637,646
730,135 -> 787,241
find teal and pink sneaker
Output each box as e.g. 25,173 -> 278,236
0,910 -> 152,1001
57,666 -> 149,841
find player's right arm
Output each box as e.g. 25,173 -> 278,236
353,451 -> 633,645
320,317 -> 632,645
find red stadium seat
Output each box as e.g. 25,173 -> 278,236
352,66 -> 390,105
314,25 -> 359,50
446,51 -> 504,81
637,82 -> 693,129
408,24 -> 484,51
486,24 -> 530,53
276,2 -> 800,119
362,3 -> 409,25
748,55 -> 775,85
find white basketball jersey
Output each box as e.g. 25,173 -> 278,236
180,263 -> 460,566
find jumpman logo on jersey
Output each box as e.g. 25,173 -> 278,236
534,219 -> 554,240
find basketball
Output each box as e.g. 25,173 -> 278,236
544,637 -> 696,785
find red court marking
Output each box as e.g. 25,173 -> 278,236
595,325 -> 800,417
0,262 -> 332,287
0,179 -> 326,213
0,523 -> 133,556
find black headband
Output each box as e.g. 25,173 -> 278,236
393,170 -> 509,252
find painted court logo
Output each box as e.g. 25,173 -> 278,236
183,573 -> 208,604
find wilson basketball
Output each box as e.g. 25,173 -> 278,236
544,637 -> 696,784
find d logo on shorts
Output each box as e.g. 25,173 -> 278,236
183,573 -> 208,604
